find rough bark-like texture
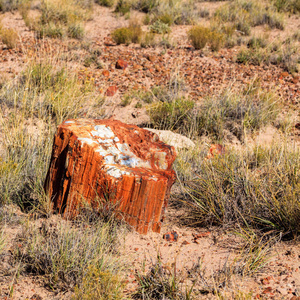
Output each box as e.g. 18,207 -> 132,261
44,119 -> 177,234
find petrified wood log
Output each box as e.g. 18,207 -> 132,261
44,119 -> 177,234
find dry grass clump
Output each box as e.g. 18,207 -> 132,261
13,219 -> 125,293
150,0 -> 199,25
178,142 -> 300,237
188,25 -> 224,51
73,266 -> 126,300
0,229 -> 5,255
148,81 -> 279,141
114,0 -> 197,25
196,85 -> 279,141
273,0 -> 300,13
114,0 -> 159,15
111,21 -> 142,44
237,40 -> 300,73
148,98 -> 195,134
214,0 -> 285,35
20,0 -> 92,39
134,255 -> 193,300
0,59 -> 102,209
0,0 -> 28,11
95,0 -> 115,7
0,25 -> 18,49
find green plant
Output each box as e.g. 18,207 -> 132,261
148,97 -> 195,133
196,86 -> 279,141
0,60 -> 102,208
114,0 -> 131,15
134,255 -> 193,300
214,0 -> 285,31
149,20 -> 170,34
30,0 -> 91,39
95,0 -> 115,7
247,36 -> 268,49
133,0 -> 159,13
120,95 -> 132,106
0,0 -> 28,11
13,219 -> 123,290
67,23 -> 85,39
185,142 -> 300,237
273,0 -> 300,13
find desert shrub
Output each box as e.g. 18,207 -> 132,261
0,230 -> 5,255
237,42 -> 300,72
27,0 -> 91,39
111,27 -> 132,44
37,23 -> 64,38
73,267 -> 125,300
67,23 -> 85,39
188,26 -> 224,51
214,0 -> 285,32
133,0 -> 159,13
149,20 -> 170,34
236,46 -> 270,65
273,0 -> 300,13
13,219 -> 124,290
196,86 -> 279,141
134,256 -> 193,300
0,27 -> 18,49
111,23 -> 142,44
247,36 -> 268,49
156,13 -> 174,25
0,0 -> 27,11
184,143 -> 300,237
114,0 -> 131,14
95,0 -> 115,7
0,61 -> 102,207
152,0 -> 198,25
148,97 -> 195,133
140,32 -> 157,47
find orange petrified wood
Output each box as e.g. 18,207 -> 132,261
44,119 -> 177,234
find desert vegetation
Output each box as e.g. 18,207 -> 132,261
0,0 -> 299,299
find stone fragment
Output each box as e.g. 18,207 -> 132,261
163,231 -> 179,242
102,70 -> 110,77
105,85 -> 118,96
44,119 -> 177,234
144,129 -> 195,150
206,144 -> 225,159
116,59 -> 128,70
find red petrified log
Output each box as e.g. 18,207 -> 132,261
44,119 -> 177,234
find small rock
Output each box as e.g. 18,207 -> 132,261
181,240 -> 190,245
116,59 -> 128,70
105,86 -> 118,96
145,54 -> 156,62
280,72 -> 289,78
144,129 -> 195,150
102,70 -> 110,77
206,144 -> 225,159
193,232 -> 210,239
163,231 -> 179,242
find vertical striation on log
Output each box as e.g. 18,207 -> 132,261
44,119 -> 177,234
